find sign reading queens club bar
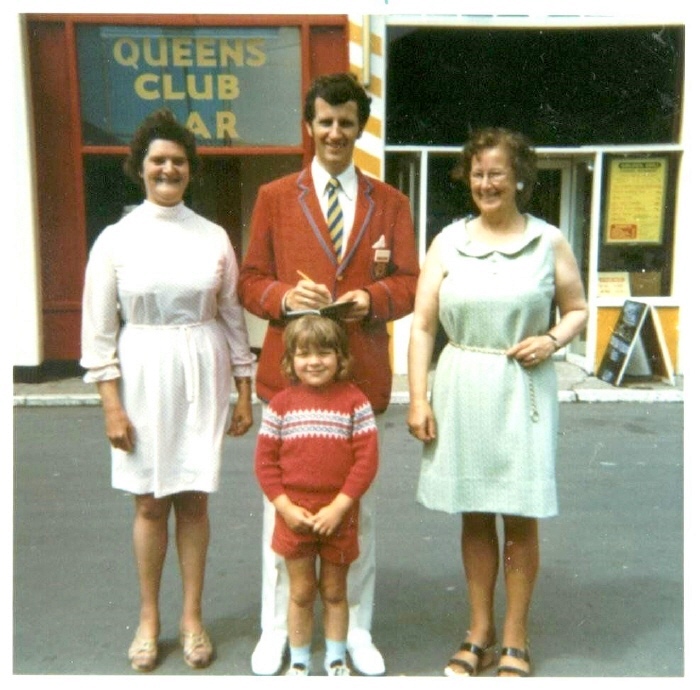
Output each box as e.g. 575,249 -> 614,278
76,25 -> 302,147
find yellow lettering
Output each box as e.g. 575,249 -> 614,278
187,74 -> 213,100
134,73 -> 160,99
171,37 -> 194,67
246,39 -> 267,67
186,112 -> 211,139
217,111 -> 239,140
195,38 -> 217,68
218,74 -> 240,100
143,37 -> 168,67
162,75 -> 185,100
219,39 -> 245,68
113,38 -> 139,69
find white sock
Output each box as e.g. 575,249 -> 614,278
325,638 -> 347,667
289,643 -> 311,669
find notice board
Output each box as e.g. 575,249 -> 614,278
604,158 -> 667,244
597,300 -> 674,386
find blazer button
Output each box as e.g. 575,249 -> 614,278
337,274 -> 344,281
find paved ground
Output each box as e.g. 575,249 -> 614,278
13,399 -> 684,678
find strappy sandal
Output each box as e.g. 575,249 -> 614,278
128,628 -> 158,672
497,646 -> 532,677
444,633 -> 498,677
180,628 -> 214,669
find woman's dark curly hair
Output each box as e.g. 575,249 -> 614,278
462,127 -> 538,210
123,108 -> 200,187
281,315 -> 352,383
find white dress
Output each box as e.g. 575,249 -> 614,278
81,201 -> 256,498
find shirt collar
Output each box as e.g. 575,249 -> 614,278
311,157 -> 357,201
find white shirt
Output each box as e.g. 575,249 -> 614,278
311,157 -> 357,257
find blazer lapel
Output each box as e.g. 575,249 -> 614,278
340,168 -> 374,270
295,167 -> 338,266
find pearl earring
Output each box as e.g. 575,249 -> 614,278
516,181 -> 524,191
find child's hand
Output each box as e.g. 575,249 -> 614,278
280,503 -> 315,533
311,493 -> 354,536
311,505 -> 344,536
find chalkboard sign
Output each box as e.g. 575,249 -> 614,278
597,300 -> 674,386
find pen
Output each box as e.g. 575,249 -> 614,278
296,270 -> 314,282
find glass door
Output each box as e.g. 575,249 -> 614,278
533,156 -> 593,361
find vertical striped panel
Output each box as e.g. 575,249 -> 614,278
348,16 -> 398,372
348,15 -> 385,181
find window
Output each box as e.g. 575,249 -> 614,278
386,26 -> 684,146
597,153 -> 680,297
77,25 -> 302,147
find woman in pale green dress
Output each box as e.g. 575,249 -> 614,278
407,128 -> 588,677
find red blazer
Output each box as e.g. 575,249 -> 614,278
238,166 -> 419,413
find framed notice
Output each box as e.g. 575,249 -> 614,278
604,157 -> 667,244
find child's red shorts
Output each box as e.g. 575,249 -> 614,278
272,497 -> 360,565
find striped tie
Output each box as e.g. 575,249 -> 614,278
326,177 -> 343,261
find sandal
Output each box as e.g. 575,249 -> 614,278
444,633 -> 498,676
128,628 -> 158,672
180,628 -> 214,669
497,646 -> 532,677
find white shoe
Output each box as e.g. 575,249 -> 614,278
347,630 -> 385,676
326,659 -> 351,676
285,662 -> 309,676
250,630 -> 288,675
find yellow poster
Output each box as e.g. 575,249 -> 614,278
605,158 -> 667,244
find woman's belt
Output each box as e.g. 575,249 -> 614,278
447,340 -> 540,422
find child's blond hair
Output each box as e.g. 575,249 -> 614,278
281,315 -> 352,382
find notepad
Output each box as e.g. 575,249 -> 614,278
285,300 -> 357,320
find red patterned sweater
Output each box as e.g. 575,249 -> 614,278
254,381 -> 379,505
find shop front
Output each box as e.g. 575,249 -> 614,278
14,12 -> 688,381
374,17 -> 686,375
18,13 -> 349,378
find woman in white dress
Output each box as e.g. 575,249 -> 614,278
81,109 -> 256,672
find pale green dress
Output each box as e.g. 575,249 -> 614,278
416,214 -> 560,518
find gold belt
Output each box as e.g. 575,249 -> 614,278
447,340 -> 540,422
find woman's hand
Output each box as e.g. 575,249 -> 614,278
103,406 -> 135,452
507,334 -> 558,368
407,399 -> 437,443
227,378 -> 253,437
227,398 -> 253,437
97,379 -> 135,452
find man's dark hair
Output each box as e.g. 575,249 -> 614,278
303,73 -> 372,129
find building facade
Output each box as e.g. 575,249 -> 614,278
12,11 -> 691,381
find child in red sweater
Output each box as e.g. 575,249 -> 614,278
254,315 -> 379,676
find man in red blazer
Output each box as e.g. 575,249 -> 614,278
238,73 -> 419,676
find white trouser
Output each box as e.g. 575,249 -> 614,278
259,413 -> 383,637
